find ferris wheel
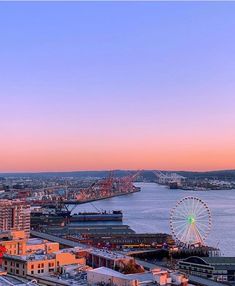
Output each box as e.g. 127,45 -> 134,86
170,197 -> 212,247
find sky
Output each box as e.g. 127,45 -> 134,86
0,2 -> 235,172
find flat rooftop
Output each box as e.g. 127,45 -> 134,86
3,253 -> 55,262
88,248 -> 128,260
27,274 -> 87,286
88,267 -> 131,280
0,275 -> 38,286
203,257 -> 235,264
26,238 -> 45,245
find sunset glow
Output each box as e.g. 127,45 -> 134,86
1,2 -> 235,172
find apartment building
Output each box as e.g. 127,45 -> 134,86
0,200 -> 30,237
0,231 -> 59,256
2,250 -> 85,277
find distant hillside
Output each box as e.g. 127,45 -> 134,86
176,170 -> 235,181
0,170 -> 136,179
1,169 -> 235,181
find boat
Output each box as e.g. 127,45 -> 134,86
70,210 -> 123,222
30,207 -> 123,227
169,181 -> 179,189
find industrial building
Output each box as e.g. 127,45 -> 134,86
178,256 -> 235,283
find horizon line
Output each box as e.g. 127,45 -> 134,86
1,168 -> 235,174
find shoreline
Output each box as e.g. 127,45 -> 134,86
65,188 -> 141,205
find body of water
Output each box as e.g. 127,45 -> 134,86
72,182 -> 235,256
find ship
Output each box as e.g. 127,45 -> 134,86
70,210 -> 123,222
169,181 -> 179,189
30,207 -> 70,227
31,207 -> 123,227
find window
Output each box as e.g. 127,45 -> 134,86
16,263 -> 19,268
38,270 -> 40,273
16,270 -> 19,274
38,263 -> 40,268
31,265 -> 34,269
31,271 -> 34,274
4,261 -> 7,265
41,263 -> 44,268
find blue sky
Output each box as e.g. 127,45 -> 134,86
1,2 -> 235,171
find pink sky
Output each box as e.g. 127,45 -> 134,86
1,2 -> 235,172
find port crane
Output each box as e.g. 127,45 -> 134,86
153,171 -> 185,185
89,202 -> 102,213
29,170 -> 141,213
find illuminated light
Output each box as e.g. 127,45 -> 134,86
187,215 -> 195,225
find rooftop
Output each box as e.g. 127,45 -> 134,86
88,267 -> 132,280
4,247 -> 82,262
0,275 -> 38,286
127,271 -> 154,282
202,257 -> 235,264
182,256 -> 235,266
3,253 -> 55,262
27,273 -> 87,286
26,238 -> 45,245
88,248 -> 128,260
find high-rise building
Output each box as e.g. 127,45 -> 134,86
0,200 -> 30,237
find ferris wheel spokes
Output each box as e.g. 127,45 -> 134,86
170,197 -> 212,247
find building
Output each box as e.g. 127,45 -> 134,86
0,231 -> 59,256
0,230 -> 26,256
26,238 -> 59,255
74,233 -> 174,249
0,200 -> 30,237
87,267 -> 138,286
86,248 -> 136,269
178,256 -> 235,283
0,274 -> 39,286
2,249 -> 85,277
87,267 -> 189,286
129,269 -> 189,286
